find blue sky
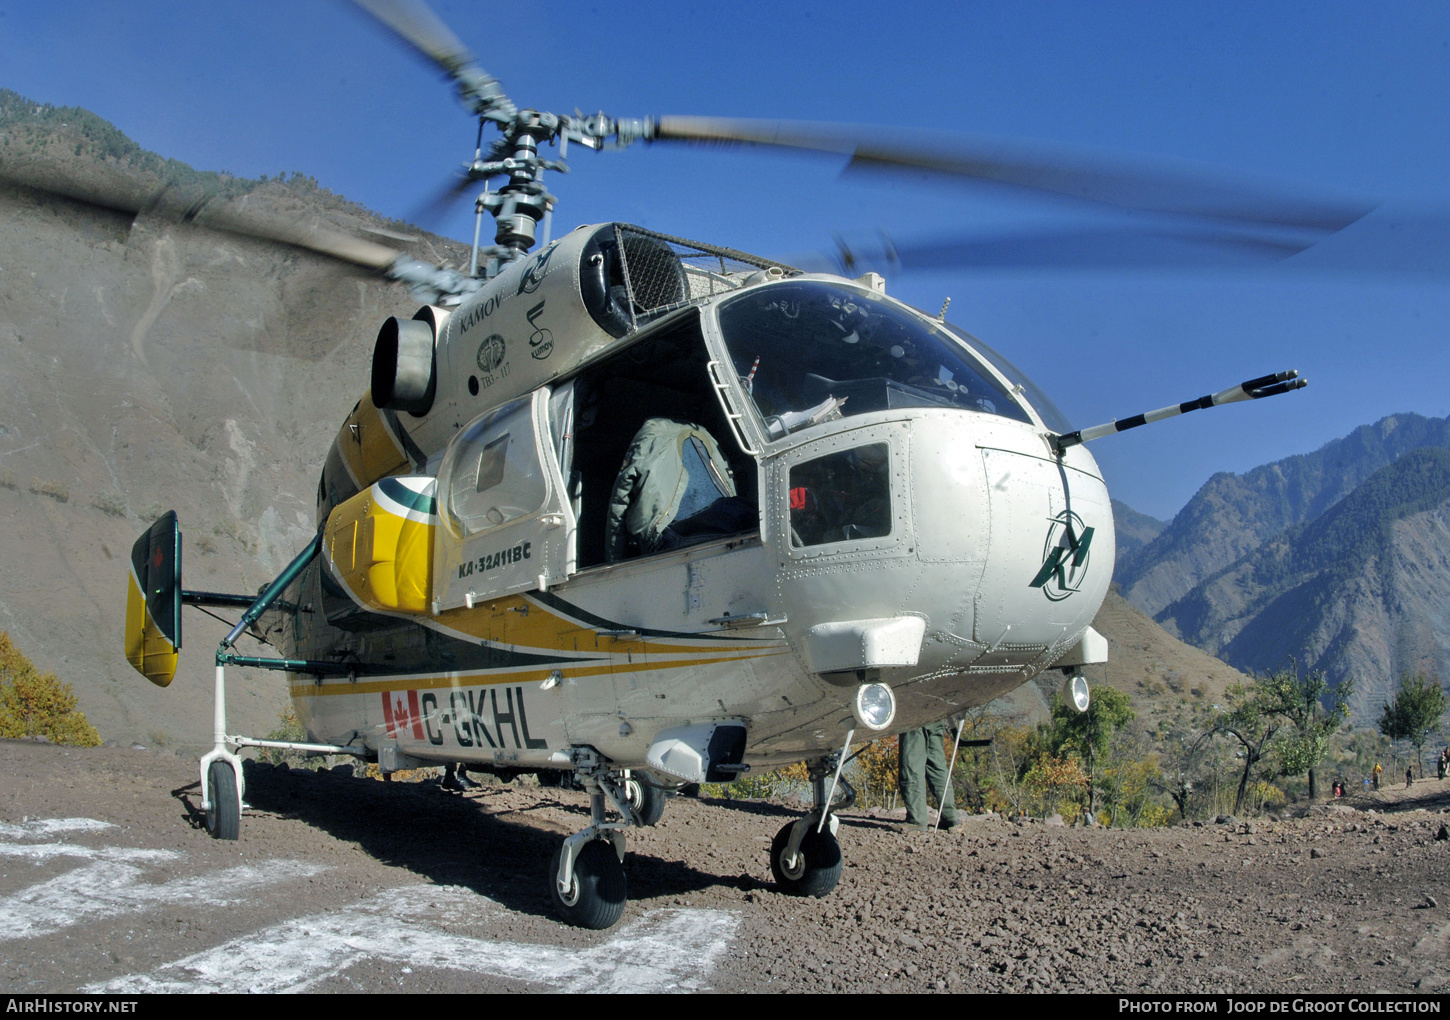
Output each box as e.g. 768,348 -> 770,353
2,1 -> 1448,520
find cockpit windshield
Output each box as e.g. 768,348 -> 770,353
940,323 -> 1074,435
716,281 -> 1031,439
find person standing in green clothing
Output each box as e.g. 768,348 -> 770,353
898,720 -> 959,830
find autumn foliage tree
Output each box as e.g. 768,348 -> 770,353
0,632 -> 101,746
1047,685 -> 1135,815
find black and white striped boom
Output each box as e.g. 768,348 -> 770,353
1053,370 -> 1305,453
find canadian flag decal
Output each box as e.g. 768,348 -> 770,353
381,689 -> 424,740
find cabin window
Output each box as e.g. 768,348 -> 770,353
439,396 -> 548,537
716,280 -> 1032,438
788,443 -> 891,547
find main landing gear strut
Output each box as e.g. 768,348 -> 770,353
769,754 -> 845,897
550,750 -> 643,930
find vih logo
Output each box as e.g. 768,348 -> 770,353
1029,510 -> 1094,602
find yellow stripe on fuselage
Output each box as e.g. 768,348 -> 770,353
324,485 -> 433,614
431,592 -> 772,657
315,495 -> 788,697
287,647 -> 791,698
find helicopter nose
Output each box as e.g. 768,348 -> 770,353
767,413 -> 1112,683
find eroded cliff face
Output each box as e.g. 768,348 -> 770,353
0,121 -> 466,748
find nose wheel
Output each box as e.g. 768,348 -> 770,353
770,818 -> 842,896
204,759 -> 241,840
770,753 -> 847,897
622,770 -> 666,826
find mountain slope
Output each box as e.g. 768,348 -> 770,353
1111,498 -> 1166,560
1157,448 -> 1450,720
1116,413 -> 1450,616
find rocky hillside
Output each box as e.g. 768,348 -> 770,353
1116,413 -> 1450,616
1157,448 -> 1450,721
0,92 -> 468,749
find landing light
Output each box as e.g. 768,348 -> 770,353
853,683 -> 896,731
1063,673 -> 1090,714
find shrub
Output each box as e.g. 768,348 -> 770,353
27,477 -> 68,502
0,632 -> 101,745
257,703 -> 320,769
90,492 -> 127,517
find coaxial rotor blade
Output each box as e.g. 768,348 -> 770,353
186,204 -> 401,270
892,225 -> 1315,271
651,116 -> 1373,233
156,193 -> 476,302
0,149 -> 402,269
406,170 -> 481,229
350,0 -> 515,120
0,152 -> 155,216
783,223 -> 1325,278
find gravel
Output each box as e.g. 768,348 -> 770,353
3,738 -> 1448,994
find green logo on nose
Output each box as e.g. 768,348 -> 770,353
1029,511 -> 1094,601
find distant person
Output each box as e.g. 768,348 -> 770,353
1373,763 -> 1382,790
898,721 -> 959,831
1407,766 -> 1414,789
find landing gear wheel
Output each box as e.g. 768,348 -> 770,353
551,839 -> 627,930
624,775 -> 666,826
205,760 -> 240,841
770,819 -> 842,897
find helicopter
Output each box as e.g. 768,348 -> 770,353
99,0 -> 1347,930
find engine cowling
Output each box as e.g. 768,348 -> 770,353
320,224 -> 691,524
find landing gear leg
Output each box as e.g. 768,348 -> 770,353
199,664 -> 243,840
550,751 -> 635,930
770,755 -> 844,897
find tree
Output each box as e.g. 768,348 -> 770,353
1378,671 -> 1448,777
0,632 -> 101,746
1153,716 -> 1220,820
1259,663 -> 1354,800
1048,685 -> 1135,816
1217,681 -> 1283,815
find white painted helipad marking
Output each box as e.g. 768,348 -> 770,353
0,818 -> 117,839
0,859 -> 328,941
87,885 -> 741,994
0,818 -> 327,942
0,842 -> 179,863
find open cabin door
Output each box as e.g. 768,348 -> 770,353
433,388 -> 576,611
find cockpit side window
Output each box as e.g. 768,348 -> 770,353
716,281 -> 1032,439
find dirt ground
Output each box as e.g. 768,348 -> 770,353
2,738 -> 1448,994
